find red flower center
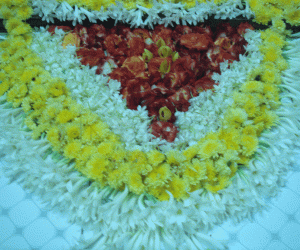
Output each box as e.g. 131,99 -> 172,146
48,22 -> 254,142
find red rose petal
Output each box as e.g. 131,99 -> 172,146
150,121 -> 179,142
180,33 -> 213,50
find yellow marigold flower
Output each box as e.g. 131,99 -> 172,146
129,149 -> 148,165
23,54 -> 43,67
10,22 -> 31,35
3,64 -> 17,75
0,6 -> 15,19
20,68 -> 36,84
165,150 -> 186,165
167,175 -> 189,201
147,185 -> 170,201
261,44 -> 281,63
223,149 -> 240,163
182,0 -> 196,8
24,116 -> 37,130
183,144 -> 199,161
224,107 -> 248,128
198,137 -> 226,159
232,91 -> 248,106
9,37 -> 29,52
56,109 -> 75,124
254,109 -> 279,129
21,33 -> 33,45
237,154 -> 251,166
183,158 -> 207,185
0,80 -> 10,96
0,71 -> 6,81
0,40 -> 10,49
64,141 -> 82,159
66,123 -> 81,140
284,7 -> 300,25
240,134 -> 258,156
253,7 -> 275,25
45,100 -> 63,119
127,173 -> 146,195
261,69 -> 276,84
248,0 -> 258,9
189,182 -> 203,193
244,98 -> 259,118
82,122 -> 110,142
15,5 -> 33,20
29,86 -> 48,110
111,145 -> 128,163
214,157 -> 232,176
144,163 -> 172,187
106,133 -> 120,143
85,154 -> 110,184
272,18 -> 286,34
205,159 -> 217,182
263,83 -> 280,102
97,141 -> 114,156
275,57 -> 289,71
46,126 -> 61,148
78,145 -> 97,162
12,0 -> 29,5
31,123 -> 50,140
128,150 -> 150,175
205,176 -> 231,193
76,111 -> 98,125
261,29 -> 287,48
1,52 -> 10,62
123,1 -> 137,10
240,80 -> 264,93
242,125 -> 259,137
219,128 -> 241,151
6,83 -> 28,101
146,149 -> 165,167
4,18 -> 23,33
48,78 -> 68,97
107,167 -> 128,190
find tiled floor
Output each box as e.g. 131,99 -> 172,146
0,159 -> 300,250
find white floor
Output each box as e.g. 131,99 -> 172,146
1,159 -> 300,250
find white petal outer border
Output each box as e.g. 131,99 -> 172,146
1,28 -> 300,250
29,0 -> 255,28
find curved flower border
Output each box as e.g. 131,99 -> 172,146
0,0 -> 300,249
30,0 -> 255,28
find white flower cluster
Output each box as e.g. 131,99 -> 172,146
30,0 -> 255,28
30,26 -> 262,153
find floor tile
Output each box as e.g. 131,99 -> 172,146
271,188 -> 300,215
295,208 -> 300,224
41,237 -> 70,250
23,218 -> 56,248
0,216 -> 15,244
264,240 -> 292,250
226,241 -> 249,250
8,200 -> 41,228
255,204 -> 288,233
279,221 -> 300,250
1,235 -> 31,250
237,222 -> 271,250
0,183 -> 25,209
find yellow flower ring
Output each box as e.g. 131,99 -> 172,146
0,0 -> 300,249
